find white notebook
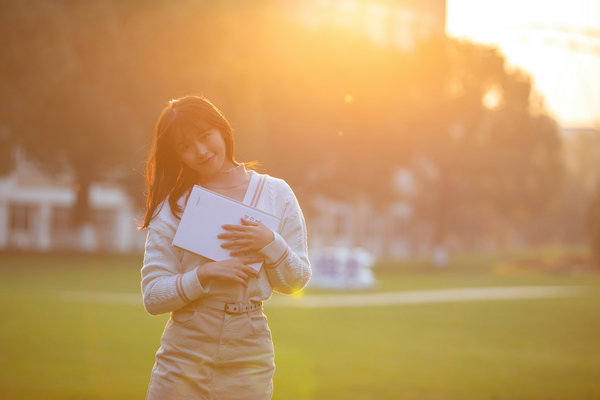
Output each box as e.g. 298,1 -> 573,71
172,185 -> 281,271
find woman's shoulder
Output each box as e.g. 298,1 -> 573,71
255,171 -> 295,195
148,193 -> 188,234
253,171 -> 303,212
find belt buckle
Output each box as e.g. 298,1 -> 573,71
225,301 -> 261,314
250,300 -> 262,312
225,302 -> 241,314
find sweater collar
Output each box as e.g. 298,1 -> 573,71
197,163 -> 250,190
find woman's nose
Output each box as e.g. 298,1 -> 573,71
193,141 -> 209,156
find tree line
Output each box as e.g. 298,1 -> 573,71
2,0 -> 595,262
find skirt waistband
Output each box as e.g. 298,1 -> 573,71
192,298 -> 263,314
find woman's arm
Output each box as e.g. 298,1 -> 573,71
217,180 -> 312,294
259,184 -> 311,294
142,217 -> 263,315
141,223 -> 209,315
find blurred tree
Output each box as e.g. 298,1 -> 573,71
588,185 -> 600,268
0,0 -> 564,256
0,0 -> 252,224
0,1 -> 144,226
405,40 -> 564,254
243,15 -> 564,254
521,128 -> 600,248
563,129 -> 600,268
247,19 -> 416,205
0,125 -> 13,176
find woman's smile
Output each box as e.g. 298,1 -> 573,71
199,154 -> 215,165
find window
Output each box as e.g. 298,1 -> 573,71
92,208 -> 117,249
9,204 -> 34,231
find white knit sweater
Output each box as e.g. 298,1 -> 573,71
141,172 -> 311,315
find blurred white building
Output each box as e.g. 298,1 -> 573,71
0,153 -> 430,258
0,153 -> 145,253
306,168 -> 434,260
308,195 -> 413,259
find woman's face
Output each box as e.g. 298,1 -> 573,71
174,127 -> 234,179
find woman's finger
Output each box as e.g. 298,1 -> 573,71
240,256 -> 264,265
242,265 -> 260,277
221,239 -> 253,249
227,243 -> 259,253
221,224 -> 247,232
219,238 -> 238,248
223,269 -> 248,286
241,217 -> 260,226
229,248 -> 253,257
231,246 -> 253,254
218,232 -> 248,240
234,276 -> 248,287
236,270 -> 249,281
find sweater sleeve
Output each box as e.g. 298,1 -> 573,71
141,215 -> 209,315
260,182 -> 311,294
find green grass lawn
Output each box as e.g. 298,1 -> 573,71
0,251 -> 599,399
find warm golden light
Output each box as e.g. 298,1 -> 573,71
2,2 -> 600,400
447,0 -> 600,127
482,85 -> 502,110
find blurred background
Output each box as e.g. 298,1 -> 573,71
1,1 -> 599,399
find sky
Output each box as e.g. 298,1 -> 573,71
446,0 -> 600,129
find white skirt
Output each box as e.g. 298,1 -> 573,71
146,299 -> 275,400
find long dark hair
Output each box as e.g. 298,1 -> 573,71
140,96 -> 237,229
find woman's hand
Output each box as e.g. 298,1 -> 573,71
196,257 -> 262,288
218,217 -> 275,257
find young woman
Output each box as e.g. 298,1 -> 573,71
140,96 -> 311,399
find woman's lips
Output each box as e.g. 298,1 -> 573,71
199,155 -> 214,165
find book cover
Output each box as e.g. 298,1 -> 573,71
172,185 -> 282,271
